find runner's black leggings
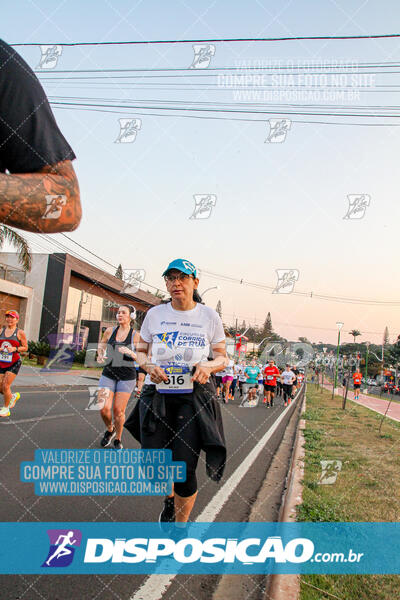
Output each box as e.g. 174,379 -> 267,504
282,384 -> 293,403
139,390 -> 201,497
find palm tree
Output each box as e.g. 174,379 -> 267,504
349,329 -> 361,343
0,226 -> 32,271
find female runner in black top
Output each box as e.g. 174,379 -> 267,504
97,304 -> 140,449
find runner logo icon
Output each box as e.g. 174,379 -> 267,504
155,332 -> 179,349
122,269 -> 146,294
36,45 -> 63,69
86,387 -> 108,411
343,194 -> 370,220
319,460 -> 342,485
273,269 -> 299,294
189,44 -> 215,69
115,118 -> 142,143
265,119 -> 291,143
189,195 -> 217,220
43,195 -> 67,220
42,529 -> 82,568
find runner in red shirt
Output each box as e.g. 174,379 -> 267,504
0,310 -> 28,417
263,359 -> 281,407
352,369 -> 363,400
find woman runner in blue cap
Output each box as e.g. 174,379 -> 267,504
125,259 -> 228,534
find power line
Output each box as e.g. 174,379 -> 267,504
11,33 -> 400,46
41,81 -> 400,93
31,62 -> 400,73
220,311 -> 386,335
35,69 -> 400,77
23,230 -> 166,296
49,100 -> 400,118
36,71 -> 400,79
59,233 -> 118,270
47,95 -> 400,111
200,269 -> 400,306
53,104 -> 400,126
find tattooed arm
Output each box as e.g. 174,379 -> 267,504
0,160 -> 81,233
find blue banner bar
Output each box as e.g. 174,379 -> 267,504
0,522 -> 399,574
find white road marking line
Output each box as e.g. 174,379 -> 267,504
0,413 -> 77,425
17,389 -> 89,394
131,396 -> 299,600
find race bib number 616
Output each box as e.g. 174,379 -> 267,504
156,365 -> 193,394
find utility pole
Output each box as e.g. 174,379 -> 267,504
333,322 -> 344,399
234,318 -> 238,361
342,360 -> 351,410
321,347 -> 327,393
74,290 -> 88,349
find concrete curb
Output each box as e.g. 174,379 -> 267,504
266,389 -> 306,600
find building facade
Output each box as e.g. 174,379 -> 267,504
0,253 -> 161,344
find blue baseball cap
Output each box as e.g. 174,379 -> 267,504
162,259 -> 197,278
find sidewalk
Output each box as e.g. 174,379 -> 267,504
17,365 -> 100,388
322,382 -> 400,422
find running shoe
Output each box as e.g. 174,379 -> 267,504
100,429 -> 116,447
284,402 -> 287,407
0,406 -> 10,417
9,392 -> 20,409
159,496 -> 175,531
113,439 -> 123,450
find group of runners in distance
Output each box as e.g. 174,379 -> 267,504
215,358 -> 304,407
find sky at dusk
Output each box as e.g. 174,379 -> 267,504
3,0 -> 400,344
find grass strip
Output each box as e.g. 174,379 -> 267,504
298,383 -> 400,600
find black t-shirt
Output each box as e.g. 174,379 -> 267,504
0,39 -> 75,173
102,327 -> 137,382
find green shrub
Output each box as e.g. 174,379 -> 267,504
29,341 -> 50,356
27,340 -> 37,354
74,349 -> 86,364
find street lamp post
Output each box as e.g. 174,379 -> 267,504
201,285 -> 220,298
365,341 -> 370,381
333,322 -> 344,398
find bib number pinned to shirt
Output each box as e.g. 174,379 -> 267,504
156,365 -> 193,394
0,351 -> 13,363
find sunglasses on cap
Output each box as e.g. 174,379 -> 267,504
5,311 -> 19,318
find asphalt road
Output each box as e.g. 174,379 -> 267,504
0,386 -> 301,600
